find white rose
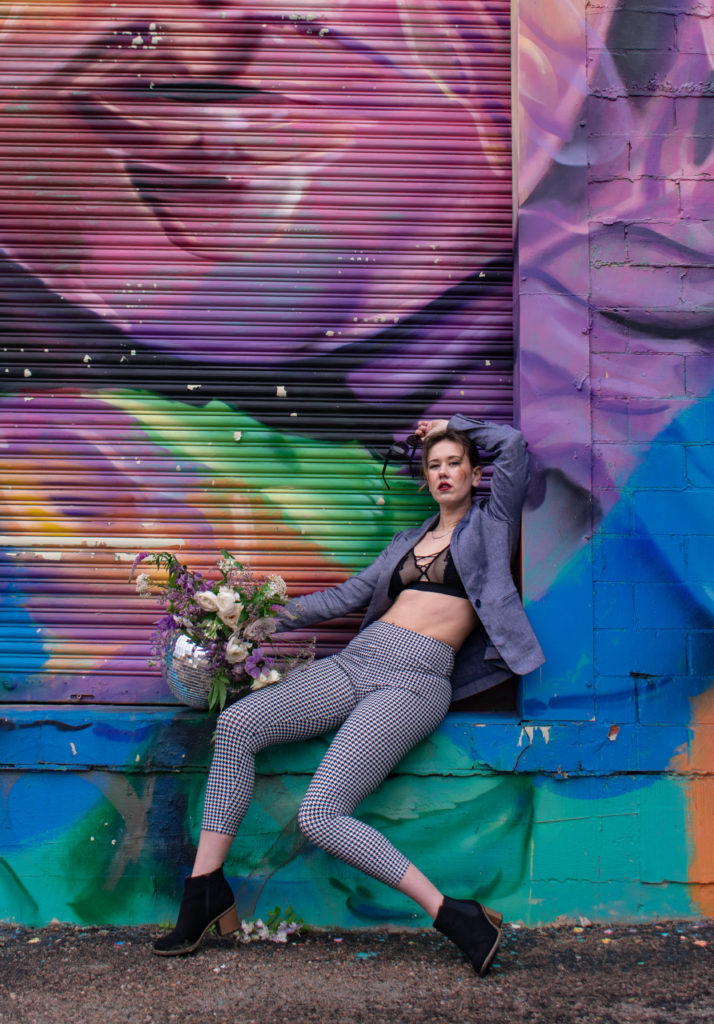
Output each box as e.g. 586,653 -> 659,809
225,635 -> 250,663
251,668 -> 281,690
215,586 -> 237,617
216,588 -> 244,628
195,591 -> 220,612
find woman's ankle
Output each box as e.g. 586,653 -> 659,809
191,830 -> 234,877
189,865 -> 223,879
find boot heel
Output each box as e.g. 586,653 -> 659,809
216,904 -> 239,936
482,905 -> 503,928
153,867 -> 237,956
433,897 -> 502,978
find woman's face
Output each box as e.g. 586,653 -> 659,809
0,1 -> 505,365
425,440 -> 481,510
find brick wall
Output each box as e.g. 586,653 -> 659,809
517,0 -> 714,916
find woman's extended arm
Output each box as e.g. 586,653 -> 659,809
277,535 -> 402,632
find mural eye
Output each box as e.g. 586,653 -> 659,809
142,82 -> 270,104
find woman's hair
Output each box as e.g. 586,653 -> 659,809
420,428 -> 481,481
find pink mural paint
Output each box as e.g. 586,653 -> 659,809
518,1 -> 714,501
0,388 -> 367,702
516,0 -> 714,918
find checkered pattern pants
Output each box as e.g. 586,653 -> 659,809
201,621 -> 454,888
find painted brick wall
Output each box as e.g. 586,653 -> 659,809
586,0 -> 714,785
518,0 -> 714,918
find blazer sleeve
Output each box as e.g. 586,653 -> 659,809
448,414 -> 530,527
276,535 -> 402,631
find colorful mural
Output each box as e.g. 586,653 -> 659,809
0,0 -> 514,698
516,0 -> 714,917
1,0 -> 713,927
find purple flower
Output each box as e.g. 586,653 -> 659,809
128,551 -> 149,581
245,648 -> 275,679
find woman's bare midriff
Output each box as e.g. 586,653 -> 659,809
379,590 -> 478,651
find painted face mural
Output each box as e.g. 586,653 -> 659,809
517,0 -> 714,920
0,0 -> 514,697
0,0 -> 512,400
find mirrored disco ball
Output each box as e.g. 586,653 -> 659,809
162,633 -> 212,709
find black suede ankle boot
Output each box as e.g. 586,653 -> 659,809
153,867 -> 238,956
433,896 -> 502,977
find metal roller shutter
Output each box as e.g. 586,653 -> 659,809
0,2 -> 512,704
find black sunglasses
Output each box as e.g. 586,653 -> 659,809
381,433 -> 423,490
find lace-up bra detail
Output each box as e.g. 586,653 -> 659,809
388,543 -> 468,600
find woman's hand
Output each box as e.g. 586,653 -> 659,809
414,419 -> 449,442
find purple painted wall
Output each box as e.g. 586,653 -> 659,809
516,0 -> 714,915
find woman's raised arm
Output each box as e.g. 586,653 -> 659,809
447,414 -> 530,526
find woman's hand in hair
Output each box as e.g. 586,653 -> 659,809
414,419 -> 449,441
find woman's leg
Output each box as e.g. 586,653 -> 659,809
396,863 -> 445,921
154,656 -> 358,955
199,655 -> 358,848
297,682 -> 451,898
296,678 -> 503,977
191,830 -> 234,877
192,653 -> 356,874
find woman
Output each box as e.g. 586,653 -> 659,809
154,414 -> 545,975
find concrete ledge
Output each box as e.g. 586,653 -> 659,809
1,705 -> 710,928
0,704 -> 705,776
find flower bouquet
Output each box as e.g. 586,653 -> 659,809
130,550 -> 312,712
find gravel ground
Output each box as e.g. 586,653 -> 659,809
1,919 -> 713,1024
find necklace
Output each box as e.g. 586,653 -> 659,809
430,525 -> 455,540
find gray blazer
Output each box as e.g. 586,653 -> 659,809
278,415 -> 545,701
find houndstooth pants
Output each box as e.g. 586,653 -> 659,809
201,621 -> 454,888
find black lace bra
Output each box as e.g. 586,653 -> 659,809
388,543 -> 468,600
